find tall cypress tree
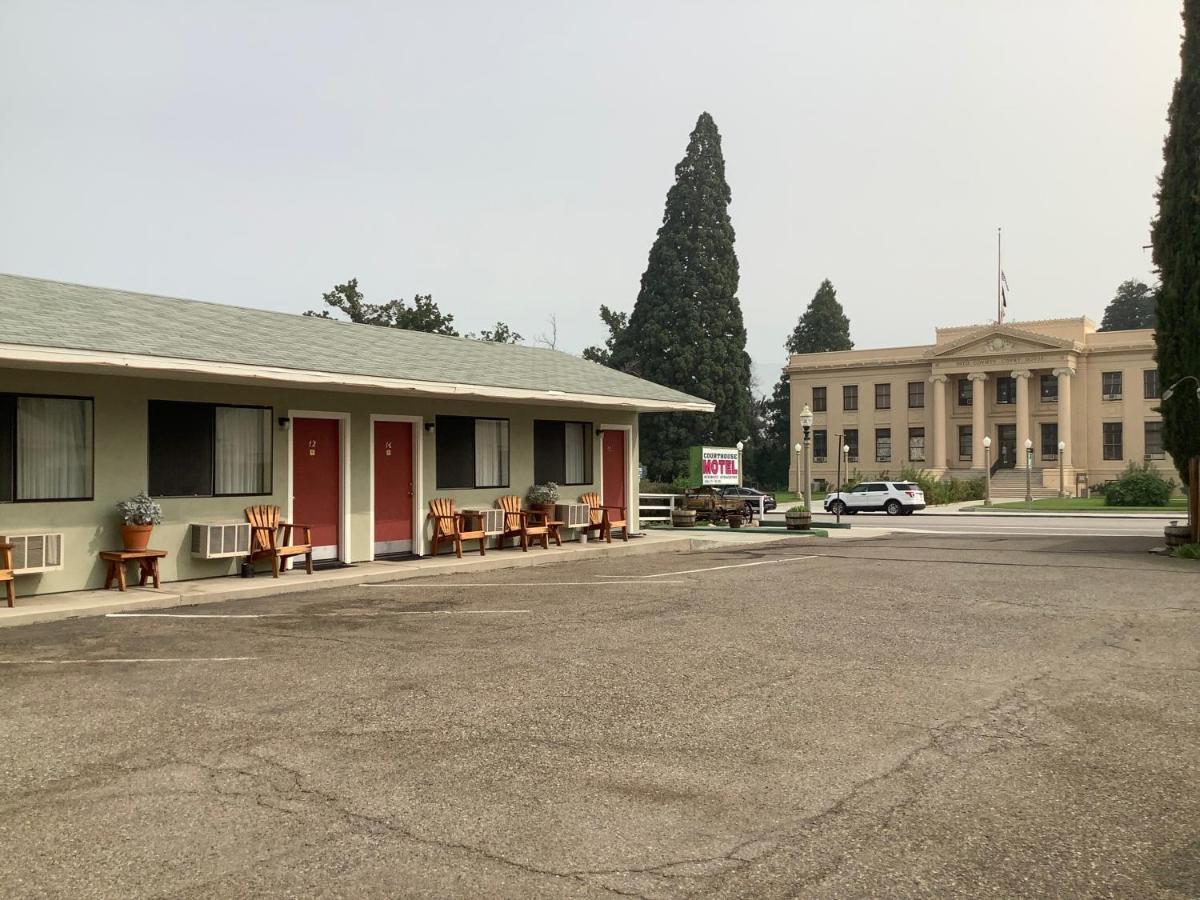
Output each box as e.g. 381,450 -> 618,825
612,112 -> 752,481
1152,0 -> 1200,483
760,280 -> 853,487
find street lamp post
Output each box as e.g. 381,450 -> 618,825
799,404 -> 813,516
839,442 -> 850,525
1058,440 -> 1066,498
1024,437 -> 1034,505
736,440 -> 744,489
982,436 -> 992,507
793,442 -> 803,501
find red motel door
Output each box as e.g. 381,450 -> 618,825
373,420 -> 414,555
602,430 -> 626,511
292,417 -> 341,560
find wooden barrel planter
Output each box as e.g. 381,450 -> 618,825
1165,523 -> 1192,549
727,513 -> 744,529
671,508 -> 697,528
786,508 -> 812,530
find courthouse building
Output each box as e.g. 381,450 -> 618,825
786,317 -> 1173,495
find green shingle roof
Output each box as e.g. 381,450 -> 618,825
0,274 -> 712,411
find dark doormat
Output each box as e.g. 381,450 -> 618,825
312,559 -> 354,571
372,551 -> 421,563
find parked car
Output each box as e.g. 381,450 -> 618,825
717,485 -> 778,515
683,486 -> 750,522
823,481 -> 926,516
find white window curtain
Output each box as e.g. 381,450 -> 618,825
215,406 -> 271,495
474,419 -> 508,487
16,397 -> 93,500
564,422 -> 587,484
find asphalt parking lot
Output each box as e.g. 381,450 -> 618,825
1,533 -> 1197,898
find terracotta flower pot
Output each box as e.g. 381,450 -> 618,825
530,502 -> 556,520
121,524 -> 154,552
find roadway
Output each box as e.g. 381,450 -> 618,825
762,508 -> 1172,538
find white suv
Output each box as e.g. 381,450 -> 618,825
823,481 -> 926,516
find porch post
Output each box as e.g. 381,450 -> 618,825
1053,367 -> 1074,470
1012,370 -> 1032,457
929,374 -> 948,470
969,372 -> 989,469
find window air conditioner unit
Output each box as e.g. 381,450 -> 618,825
1103,392 -> 1122,401
460,507 -> 506,536
554,503 -> 592,528
190,522 -> 252,559
0,533 -> 65,574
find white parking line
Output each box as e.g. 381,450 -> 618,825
363,581 -> 686,587
0,657 -> 257,664
107,613 -> 267,619
600,555 -> 817,579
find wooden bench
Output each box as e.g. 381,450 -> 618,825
100,549 -> 168,592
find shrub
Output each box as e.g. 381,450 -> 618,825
1104,462 -> 1176,507
895,467 -> 984,505
1173,543 -> 1200,560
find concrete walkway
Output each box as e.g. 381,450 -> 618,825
0,528 -> 817,629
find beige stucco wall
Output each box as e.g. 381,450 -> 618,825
785,319 -> 1175,491
0,367 -> 639,597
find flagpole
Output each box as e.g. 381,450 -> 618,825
997,227 -> 1002,324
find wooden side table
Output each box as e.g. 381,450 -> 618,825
100,550 -> 168,591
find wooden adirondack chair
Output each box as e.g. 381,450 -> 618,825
245,505 -> 314,578
580,492 -> 629,543
496,495 -> 559,551
0,543 -> 14,608
428,498 -> 486,558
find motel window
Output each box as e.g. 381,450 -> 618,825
436,416 -> 509,489
996,376 -> 1016,405
907,381 -> 924,409
844,429 -> 859,462
533,420 -> 592,486
1145,421 -> 1164,459
148,401 -> 272,497
875,428 -> 891,463
874,383 -> 890,410
1102,422 -> 1123,461
843,385 -> 858,411
812,387 -> 827,412
957,378 -> 973,407
1040,374 -> 1058,402
812,429 -> 827,462
1041,423 -> 1059,460
1144,370 -> 1159,400
0,394 -> 94,503
908,427 -> 925,462
1102,372 -> 1123,400
958,425 -> 973,461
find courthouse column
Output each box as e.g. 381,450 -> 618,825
929,375 -> 948,470
1053,367 -> 1074,469
1012,370 -> 1032,457
969,372 -> 989,469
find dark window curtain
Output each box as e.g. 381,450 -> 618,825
149,401 -> 214,496
436,416 -> 476,489
0,395 -> 14,502
533,420 -> 566,484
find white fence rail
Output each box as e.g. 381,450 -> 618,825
638,492 -> 770,525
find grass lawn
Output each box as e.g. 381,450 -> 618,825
967,497 -> 1188,513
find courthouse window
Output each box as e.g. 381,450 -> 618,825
0,394 -> 94,502
843,385 -> 858,411
436,416 -> 510,489
812,387 -> 827,412
534,420 -> 591,485
149,401 -> 272,497
1144,370 -> 1159,400
908,427 -> 925,462
1102,372 -> 1123,400
907,381 -> 924,409
957,378 -> 973,407
875,384 -> 890,410
812,429 -> 827,461
1144,421 -> 1164,458
996,376 -> 1016,405
1041,423 -> 1058,460
958,425 -> 973,460
875,428 -> 891,462
844,429 -> 859,462
1102,422 -> 1123,460
1040,375 -> 1058,402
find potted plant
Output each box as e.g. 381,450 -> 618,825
526,483 -> 559,520
117,492 -> 163,551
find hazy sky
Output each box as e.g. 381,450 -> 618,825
0,1 -> 1182,388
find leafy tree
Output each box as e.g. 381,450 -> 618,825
757,280 -> 854,488
1152,0 -> 1200,484
1098,279 -> 1159,331
306,278 -> 459,335
582,305 -> 629,365
609,112 -> 753,481
469,322 -> 523,343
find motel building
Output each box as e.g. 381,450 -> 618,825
786,317 -> 1174,496
0,274 -> 712,599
